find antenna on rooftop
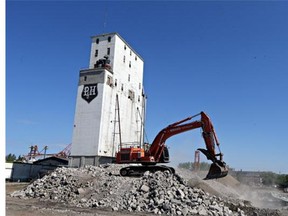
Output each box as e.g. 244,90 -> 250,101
103,7 -> 108,31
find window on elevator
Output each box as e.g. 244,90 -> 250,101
128,90 -> 135,101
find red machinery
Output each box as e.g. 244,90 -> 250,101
116,111 -> 228,179
24,144 -> 71,161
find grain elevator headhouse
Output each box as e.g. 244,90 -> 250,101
70,33 -> 145,167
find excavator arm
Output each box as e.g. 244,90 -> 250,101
147,111 -> 228,179
148,115 -> 202,162
148,112 -> 217,161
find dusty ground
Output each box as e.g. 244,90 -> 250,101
6,183 -> 153,216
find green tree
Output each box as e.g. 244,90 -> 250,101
16,155 -> 25,162
260,172 -> 276,185
260,172 -> 288,188
6,153 -> 16,162
178,162 -> 193,170
178,162 -> 214,171
276,174 -> 288,188
199,162 -> 211,171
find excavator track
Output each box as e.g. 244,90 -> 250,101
119,165 -> 175,177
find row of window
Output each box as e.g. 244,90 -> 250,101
96,36 -> 112,44
94,36 -> 138,62
94,48 -> 110,57
94,50 -> 136,69
123,56 -> 132,68
124,45 -> 138,61
107,76 -> 141,89
83,74 -> 141,94
106,75 -> 142,102
95,48 -> 137,64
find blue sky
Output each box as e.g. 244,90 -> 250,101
6,1 -> 288,173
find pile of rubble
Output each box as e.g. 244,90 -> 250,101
11,164 -> 281,216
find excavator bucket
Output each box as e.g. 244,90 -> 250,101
205,161 -> 228,180
197,148 -> 229,180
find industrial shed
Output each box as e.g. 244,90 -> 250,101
10,157 -> 68,182
33,156 -> 68,166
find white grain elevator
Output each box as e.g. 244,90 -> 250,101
70,33 -> 146,167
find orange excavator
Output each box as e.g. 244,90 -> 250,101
116,111 -> 228,179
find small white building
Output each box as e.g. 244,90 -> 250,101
70,33 -> 146,167
5,163 -> 13,180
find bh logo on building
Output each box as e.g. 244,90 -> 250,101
81,83 -> 98,103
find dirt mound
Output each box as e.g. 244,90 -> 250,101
176,169 -> 242,199
176,168 -> 287,211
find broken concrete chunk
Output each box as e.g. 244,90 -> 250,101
77,188 -> 85,195
176,188 -> 185,198
140,184 -> 149,193
10,164 -> 253,216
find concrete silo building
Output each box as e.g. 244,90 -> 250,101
70,33 -> 145,167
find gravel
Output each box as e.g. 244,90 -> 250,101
11,164 -> 282,216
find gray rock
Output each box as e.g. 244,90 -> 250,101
80,198 -> 87,203
140,184 -> 150,193
112,206 -> 119,211
190,208 -> 198,214
171,199 -> 182,205
11,190 -> 25,198
209,204 -> 221,212
77,188 -> 85,195
162,203 -> 171,211
156,198 -> 164,205
198,206 -> 208,216
176,188 -> 185,198
181,207 -> 189,216
153,208 -> 159,214
10,165 -> 253,216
